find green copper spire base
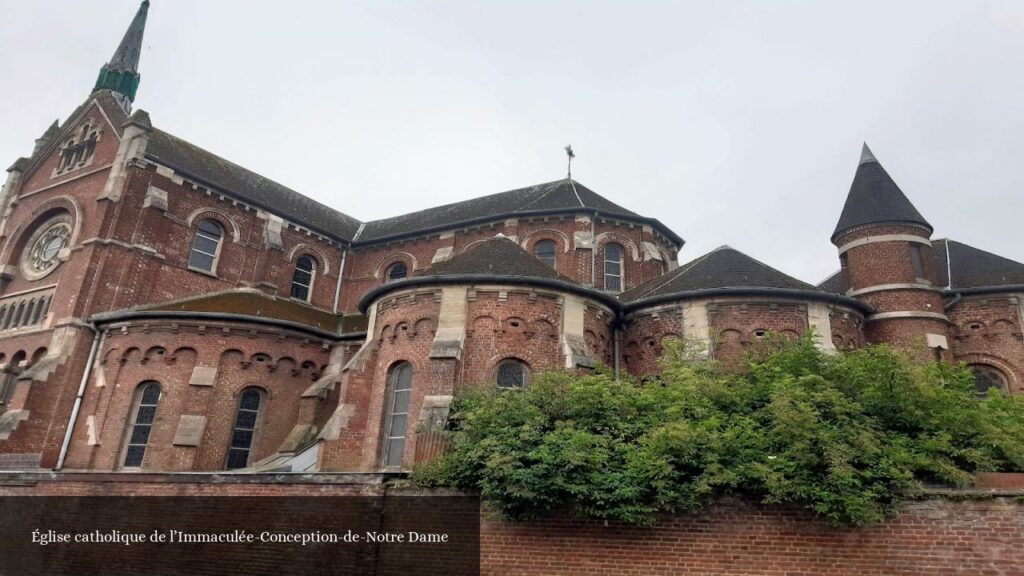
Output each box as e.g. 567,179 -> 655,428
93,68 -> 141,102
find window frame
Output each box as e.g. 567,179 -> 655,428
533,239 -> 557,268
188,219 -> 224,275
496,358 -> 530,390
121,381 -> 162,469
603,243 -> 624,293
386,261 -> 408,282
969,365 -> 1008,397
909,243 -> 927,283
290,255 -> 317,302
382,362 -> 413,468
225,387 -> 266,470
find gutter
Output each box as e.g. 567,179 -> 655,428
621,287 -> 875,316
90,310 -> 364,342
55,324 -> 102,470
939,285 -> 1024,298
357,274 -> 623,314
355,207 -> 685,250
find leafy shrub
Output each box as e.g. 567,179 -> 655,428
414,334 -> 1024,526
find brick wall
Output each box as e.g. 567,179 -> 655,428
0,473 -> 1021,576
949,295 -> 1024,393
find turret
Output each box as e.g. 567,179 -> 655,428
832,144 -> 950,359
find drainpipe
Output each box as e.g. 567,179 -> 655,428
613,326 -> 621,381
332,247 -> 348,315
55,324 -> 103,470
944,292 -> 962,312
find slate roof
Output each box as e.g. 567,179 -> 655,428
832,144 -> 931,241
145,129 -> 363,240
419,235 -> 573,282
619,246 -> 820,303
932,239 -> 1024,290
356,179 -> 678,244
816,270 -> 843,294
146,290 -> 341,332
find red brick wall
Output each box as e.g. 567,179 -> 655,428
709,300 -> 808,363
949,295 -> 1024,393
63,319 -> 332,472
0,474 -> 1021,576
480,497 -> 1024,575
339,217 -> 677,312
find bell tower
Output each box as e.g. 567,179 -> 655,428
831,144 -> 950,359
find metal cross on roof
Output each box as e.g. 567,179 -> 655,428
565,145 -> 575,179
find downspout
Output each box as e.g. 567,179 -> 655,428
944,293 -> 962,312
55,324 -> 103,470
590,211 -> 597,288
613,325 -> 621,381
332,247 -> 348,315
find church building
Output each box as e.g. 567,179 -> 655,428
1,1 -> 1022,473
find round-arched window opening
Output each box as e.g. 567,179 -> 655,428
970,365 -> 1007,397
496,359 -> 529,390
386,262 -> 408,282
20,215 -> 73,281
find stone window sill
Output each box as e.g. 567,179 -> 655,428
187,266 -> 219,279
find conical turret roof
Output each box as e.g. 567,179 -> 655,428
832,144 -> 931,242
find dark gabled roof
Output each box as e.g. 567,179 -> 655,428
419,235 -> 573,282
933,239 -> 1024,291
619,245 -> 820,303
146,290 -> 341,331
832,144 -> 931,241
145,129 -> 363,240
817,270 -> 843,294
356,179 -> 680,245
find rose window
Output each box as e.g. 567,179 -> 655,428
21,220 -> 72,280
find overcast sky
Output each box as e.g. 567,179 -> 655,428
2,0 -> 1022,284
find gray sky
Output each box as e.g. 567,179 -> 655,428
3,0 -> 1023,284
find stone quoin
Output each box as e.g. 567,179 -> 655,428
0,0 -> 1022,477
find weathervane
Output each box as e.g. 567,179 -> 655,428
565,145 -> 575,179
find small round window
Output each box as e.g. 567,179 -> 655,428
21,216 -> 72,280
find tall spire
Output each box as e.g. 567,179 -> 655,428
93,1 -> 150,113
831,143 -> 931,242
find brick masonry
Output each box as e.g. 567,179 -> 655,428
0,83 -> 1021,476
0,473 -> 1021,576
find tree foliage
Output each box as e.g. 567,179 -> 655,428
414,334 -> 1024,526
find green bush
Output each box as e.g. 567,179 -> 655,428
414,334 -> 1024,526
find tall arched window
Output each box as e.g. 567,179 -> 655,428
188,219 -> 223,273
123,381 -> 161,468
496,359 -> 529,389
970,365 -> 1007,396
290,256 -> 316,301
226,387 -> 264,469
383,362 -> 413,467
386,262 -> 407,282
533,240 -> 556,268
603,243 -> 623,292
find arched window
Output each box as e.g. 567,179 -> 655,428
123,381 -> 161,468
496,359 -> 529,390
188,219 -> 223,273
383,362 -> 413,467
290,256 -> 316,301
0,351 -> 26,408
534,240 -> 556,268
386,262 -> 407,282
226,388 -> 264,469
970,365 -> 1007,396
603,243 -> 623,292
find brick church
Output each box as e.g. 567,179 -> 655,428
1,1 -> 1022,474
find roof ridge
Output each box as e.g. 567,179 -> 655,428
621,248 -> 713,300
